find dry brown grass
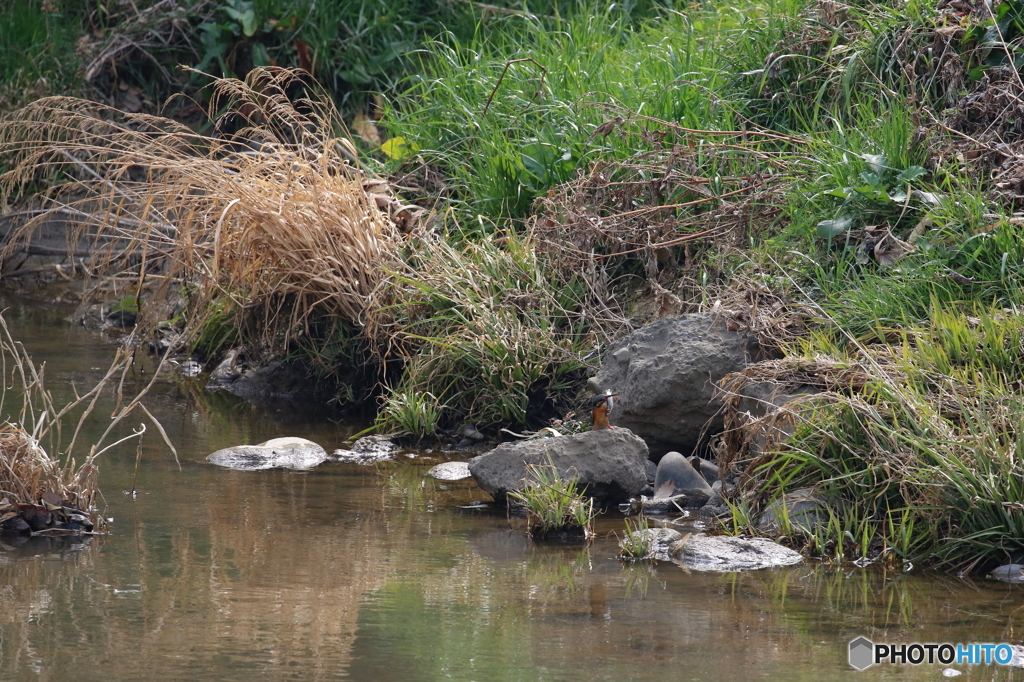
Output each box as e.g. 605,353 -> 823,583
0,310 -> 171,520
528,113 -> 798,343
0,67 -> 410,355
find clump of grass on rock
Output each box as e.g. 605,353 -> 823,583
508,464 -> 595,540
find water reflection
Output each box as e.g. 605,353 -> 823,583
1,294 -> 1024,681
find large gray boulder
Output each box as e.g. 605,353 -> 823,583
589,312 -> 765,453
654,451 -> 713,499
468,428 -> 648,504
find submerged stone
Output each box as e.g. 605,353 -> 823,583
988,564 -> 1024,584
427,461 -> 473,480
207,437 -> 328,471
333,434 -> 399,464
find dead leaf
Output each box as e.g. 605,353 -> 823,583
654,480 -> 676,500
353,110 -> 382,147
41,491 -> 64,510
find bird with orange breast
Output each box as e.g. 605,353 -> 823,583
591,390 -> 619,430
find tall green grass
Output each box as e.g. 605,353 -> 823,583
371,231 -> 589,431
0,0 -> 84,110
384,0 -> 805,226
738,304 -> 1024,570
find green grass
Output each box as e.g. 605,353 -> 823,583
617,515 -> 653,559
383,0 -> 805,227
731,304 -> 1024,570
0,0 -> 84,111
370,231 -> 589,430
508,463 -> 596,538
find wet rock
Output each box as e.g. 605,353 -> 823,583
641,492 -> 707,513
0,514 -> 31,535
620,527 -> 688,561
0,498 -> 95,536
758,487 -> 828,532
208,348 -> 246,385
215,359 -> 322,408
653,451 -> 713,502
427,461 -> 473,480
588,312 -> 767,453
103,308 -> 137,328
334,434 -> 399,464
207,437 -> 328,470
989,564 -> 1024,584
468,427 -> 649,505
674,534 -> 803,571
689,456 -> 719,486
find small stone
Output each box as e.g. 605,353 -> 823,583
989,564 -> 1024,584
427,461 -> 472,480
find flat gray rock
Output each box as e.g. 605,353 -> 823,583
469,428 -> 648,505
427,461 -> 473,480
989,564 -> 1024,584
207,437 -> 328,471
675,534 -> 803,571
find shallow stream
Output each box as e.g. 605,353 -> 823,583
1,291 -> 1023,681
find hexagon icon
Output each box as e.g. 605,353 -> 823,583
849,636 -> 874,671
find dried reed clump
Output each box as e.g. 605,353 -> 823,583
529,114 -> 795,342
0,68 -> 413,353
0,424 -> 57,504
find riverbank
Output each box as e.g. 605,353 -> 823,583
4,0 -> 1024,572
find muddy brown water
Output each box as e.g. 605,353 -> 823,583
1,291 -> 1023,682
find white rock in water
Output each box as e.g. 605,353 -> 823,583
207,437 -> 328,470
674,534 -> 803,571
426,461 -> 472,480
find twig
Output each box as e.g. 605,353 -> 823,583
483,58 -> 547,117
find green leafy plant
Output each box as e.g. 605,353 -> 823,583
964,0 -> 1024,79
617,515 -> 652,559
196,0 -> 299,78
377,388 -> 443,440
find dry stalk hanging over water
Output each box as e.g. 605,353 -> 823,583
0,312 -> 172,531
0,68 -> 400,349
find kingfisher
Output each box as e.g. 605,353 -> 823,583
591,390 -> 619,430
